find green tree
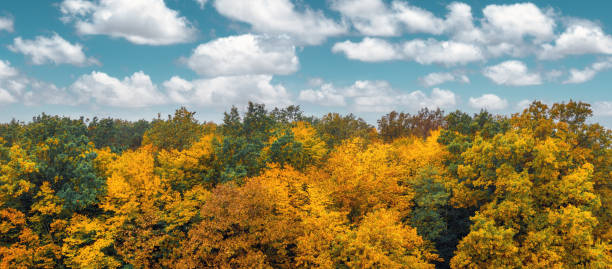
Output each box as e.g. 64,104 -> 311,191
143,107 -> 206,151
314,112 -> 375,149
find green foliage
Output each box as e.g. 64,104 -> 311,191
20,114 -> 104,212
314,112 -> 375,148
143,107 -> 205,151
378,108 -> 445,142
87,117 -> 151,152
0,101 -> 609,268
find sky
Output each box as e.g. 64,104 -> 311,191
0,0 -> 611,127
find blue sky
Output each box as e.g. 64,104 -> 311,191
0,0 -> 611,127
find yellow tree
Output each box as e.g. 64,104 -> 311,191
157,133 -> 217,191
341,209 -> 439,269
69,145 -> 210,268
451,126 -> 610,268
320,138 -> 413,222
178,166 -> 311,268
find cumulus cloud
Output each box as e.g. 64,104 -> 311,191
0,61 -> 19,104
332,1 -> 612,63
60,0 -> 197,45
195,0 -> 208,9
0,16 -> 14,32
332,1 -> 558,59
517,99 -> 536,110
331,38 -> 400,62
0,60 -> 18,79
483,60 -> 542,86
481,3 -> 555,43
184,34 -> 298,77
393,1 -> 445,34
403,39 -> 484,66
70,71 -> 167,107
419,72 -> 469,87
541,21 -> 612,60
563,58 -> 612,84
0,59 -> 76,106
333,38 -> 483,65
330,0 -> 400,36
163,75 -> 291,107
330,0 -> 444,36
214,0 -> 346,45
8,34 -> 98,66
469,94 -> 508,110
298,83 -> 346,106
298,79 -> 457,112
347,81 -> 457,112
0,89 -> 17,104
593,101 -> 612,116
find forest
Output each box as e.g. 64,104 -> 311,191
0,100 -> 610,268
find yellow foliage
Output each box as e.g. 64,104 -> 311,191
62,215 -> 121,268
342,209 -> 438,269
322,138 -> 413,221
291,121 -> 328,165
157,134 -> 216,190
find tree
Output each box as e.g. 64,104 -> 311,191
87,117 -> 151,152
341,209 -> 439,269
143,107 -> 207,151
179,167 -> 311,268
378,108 -> 445,142
450,112 -> 611,268
321,138 -> 413,222
97,146 -> 209,268
314,113 -> 376,149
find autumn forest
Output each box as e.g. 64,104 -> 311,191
0,100 -> 610,268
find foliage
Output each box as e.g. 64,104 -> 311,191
378,108 -> 445,142
0,101 -> 609,268
143,107 -> 207,151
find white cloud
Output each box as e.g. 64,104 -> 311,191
8,34 -> 98,66
70,71 -> 166,107
0,60 -> 19,79
593,101 -> 612,116
348,81 -> 457,112
563,58 -> 612,84
214,0 -> 346,45
184,34 -> 298,77
0,61 -> 20,104
333,38 -> 483,65
163,75 -> 291,107
541,22 -> 612,60
481,3 -> 555,43
330,1 -> 612,62
545,69 -> 563,82
330,0 -> 399,36
0,89 -> 17,104
298,83 -> 346,106
399,87 -> 457,110
392,1 -> 445,35
516,99 -> 532,110
332,38 -> 400,62
469,94 -> 508,110
331,2 -> 557,59
195,0 -> 208,9
299,79 -> 456,112
330,0 -> 444,36
0,59 -> 76,106
402,39 -> 484,66
60,0 -> 197,45
483,60 -> 542,86
0,16 -> 14,32
419,72 -> 469,87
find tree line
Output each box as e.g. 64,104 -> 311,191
0,101 -> 610,268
